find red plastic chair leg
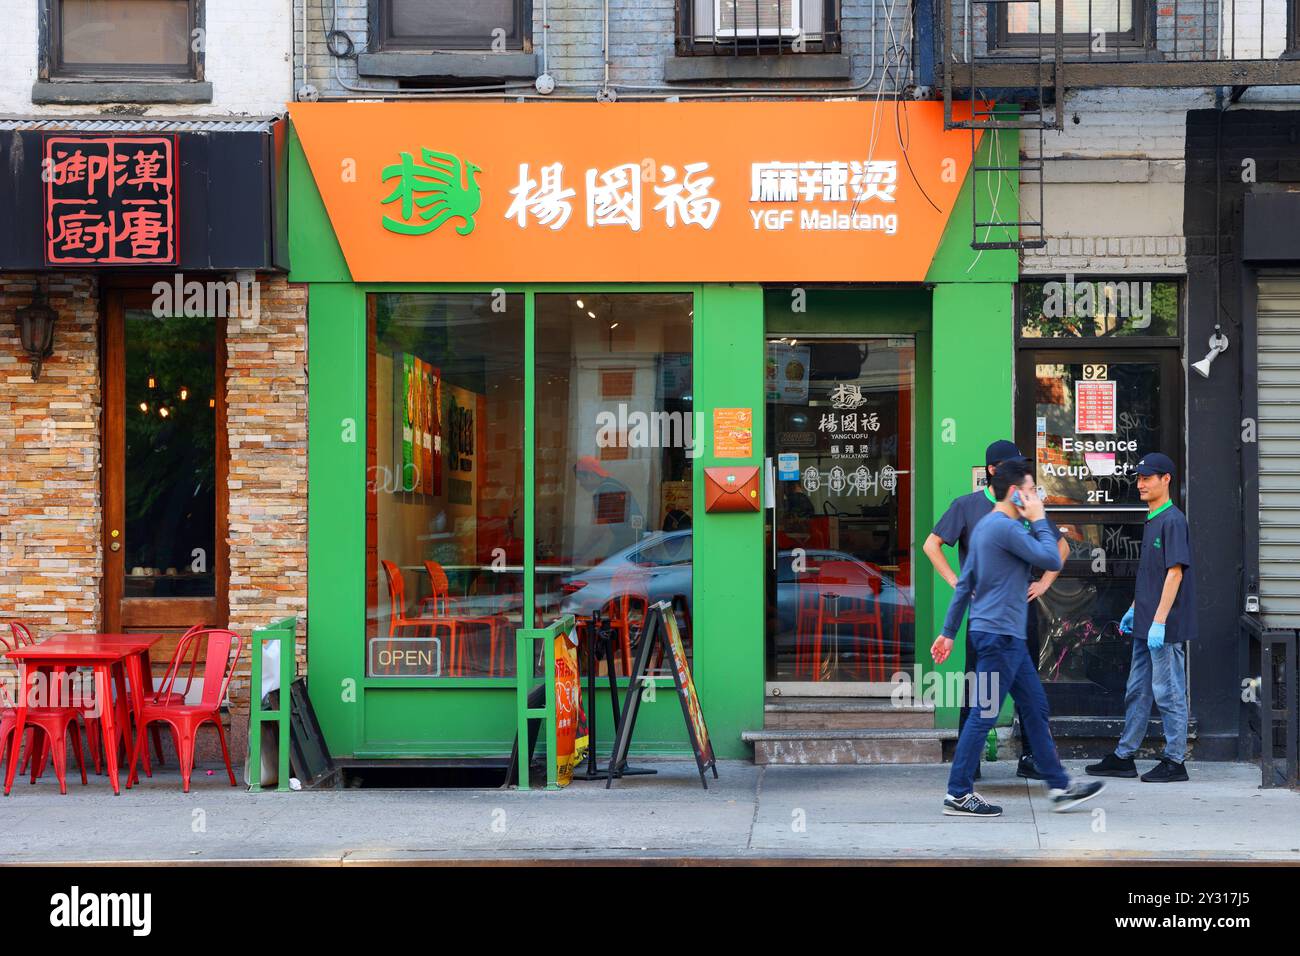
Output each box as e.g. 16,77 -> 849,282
47,729 -> 69,795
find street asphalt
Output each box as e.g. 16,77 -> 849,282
1,759 -> 1297,865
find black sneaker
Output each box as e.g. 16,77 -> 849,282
1141,758 -> 1190,783
1085,752 -> 1137,778
1016,754 -> 1045,780
1048,780 -> 1105,812
943,791 -> 1002,818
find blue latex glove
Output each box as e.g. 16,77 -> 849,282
1120,606 -> 1135,636
1147,621 -> 1166,650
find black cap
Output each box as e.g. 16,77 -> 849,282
985,440 -> 1026,467
1135,452 -> 1176,477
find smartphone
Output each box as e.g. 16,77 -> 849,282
1011,490 -> 1025,507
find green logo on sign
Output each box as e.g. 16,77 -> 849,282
381,148 -> 482,236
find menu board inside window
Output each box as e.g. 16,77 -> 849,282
44,135 -> 179,266
1031,359 -> 1165,508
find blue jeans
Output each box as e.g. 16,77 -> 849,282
947,630 -> 1071,796
1117,639 -> 1188,763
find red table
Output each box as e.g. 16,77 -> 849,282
4,634 -> 164,796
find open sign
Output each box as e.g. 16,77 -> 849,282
369,637 -> 442,677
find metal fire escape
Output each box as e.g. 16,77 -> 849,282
941,0 -> 1064,251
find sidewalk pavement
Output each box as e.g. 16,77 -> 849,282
2,759 -> 1297,864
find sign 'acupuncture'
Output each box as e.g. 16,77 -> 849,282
43,135 -> 179,266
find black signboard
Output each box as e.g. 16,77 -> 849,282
606,601 -> 718,790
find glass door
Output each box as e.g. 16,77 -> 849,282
765,335 -> 915,695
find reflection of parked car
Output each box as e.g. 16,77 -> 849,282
557,535 -> 914,678
772,549 -> 915,680
558,531 -> 693,620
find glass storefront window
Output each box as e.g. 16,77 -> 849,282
1018,279 -> 1179,339
366,293 -> 525,678
534,293 -> 695,678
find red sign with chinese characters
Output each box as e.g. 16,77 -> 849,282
44,136 -> 179,266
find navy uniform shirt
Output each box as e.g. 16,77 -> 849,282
1133,501 -> 1197,643
933,487 -> 1063,575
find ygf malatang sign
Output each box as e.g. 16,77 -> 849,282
289,101 -> 984,282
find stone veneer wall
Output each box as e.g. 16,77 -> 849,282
222,274 -> 309,753
0,273 -> 102,666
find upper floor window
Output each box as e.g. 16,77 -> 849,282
678,0 -> 841,55
47,0 -> 198,79
370,0 -> 531,52
995,0 -> 1143,49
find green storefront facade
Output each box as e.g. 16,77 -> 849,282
286,101 -> 1020,764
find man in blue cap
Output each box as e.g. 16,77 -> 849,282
1087,452 -> 1195,783
923,439 -> 1069,780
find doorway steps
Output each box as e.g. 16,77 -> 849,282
742,698 -> 957,765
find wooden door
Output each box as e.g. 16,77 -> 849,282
102,285 -> 228,640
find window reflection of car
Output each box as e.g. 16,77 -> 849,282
558,535 -> 914,662
772,549 -> 916,669
558,530 -> 694,620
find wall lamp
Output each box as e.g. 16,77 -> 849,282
17,280 -> 56,382
1192,325 -> 1229,379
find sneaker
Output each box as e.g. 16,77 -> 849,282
1048,780 -> 1105,812
1141,758 -> 1190,783
1016,754 -> 1045,780
1085,752 -> 1137,778
943,791 -> 1002,818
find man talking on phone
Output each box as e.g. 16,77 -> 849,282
932,457 -> 1105,817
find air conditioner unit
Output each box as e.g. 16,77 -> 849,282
714,0 -> 802,38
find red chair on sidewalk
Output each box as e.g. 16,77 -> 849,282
129,628 -> 244,793
604,566 -> 649,675
0,657 -> 88,796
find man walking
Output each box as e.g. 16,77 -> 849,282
923,440 -> 1069,781
1087,452 -> 1194,783
932,457 -> 1104,817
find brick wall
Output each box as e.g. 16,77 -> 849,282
223,275 -> 309,729
0,274 -> 102,651
302,0 -> 910,97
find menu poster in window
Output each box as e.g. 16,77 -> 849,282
1075,379 -> 1117,434
400,354 -> 442,496
44,135 -> 179,266
766,343 -> 810,402
713,407 -> 753,459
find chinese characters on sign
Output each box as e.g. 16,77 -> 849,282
381,148 -> 483,236
506,161 -> 721,232
44,136 -> 178,266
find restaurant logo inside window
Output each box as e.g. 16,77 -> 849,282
43,136 -> 179,266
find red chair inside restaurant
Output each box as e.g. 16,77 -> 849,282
604,565 -> 650,675
419,560 -> 510,677
816,560 -> 886,682
380,560 -> 457,675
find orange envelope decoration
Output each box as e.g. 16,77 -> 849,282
704,466 -> 761,514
